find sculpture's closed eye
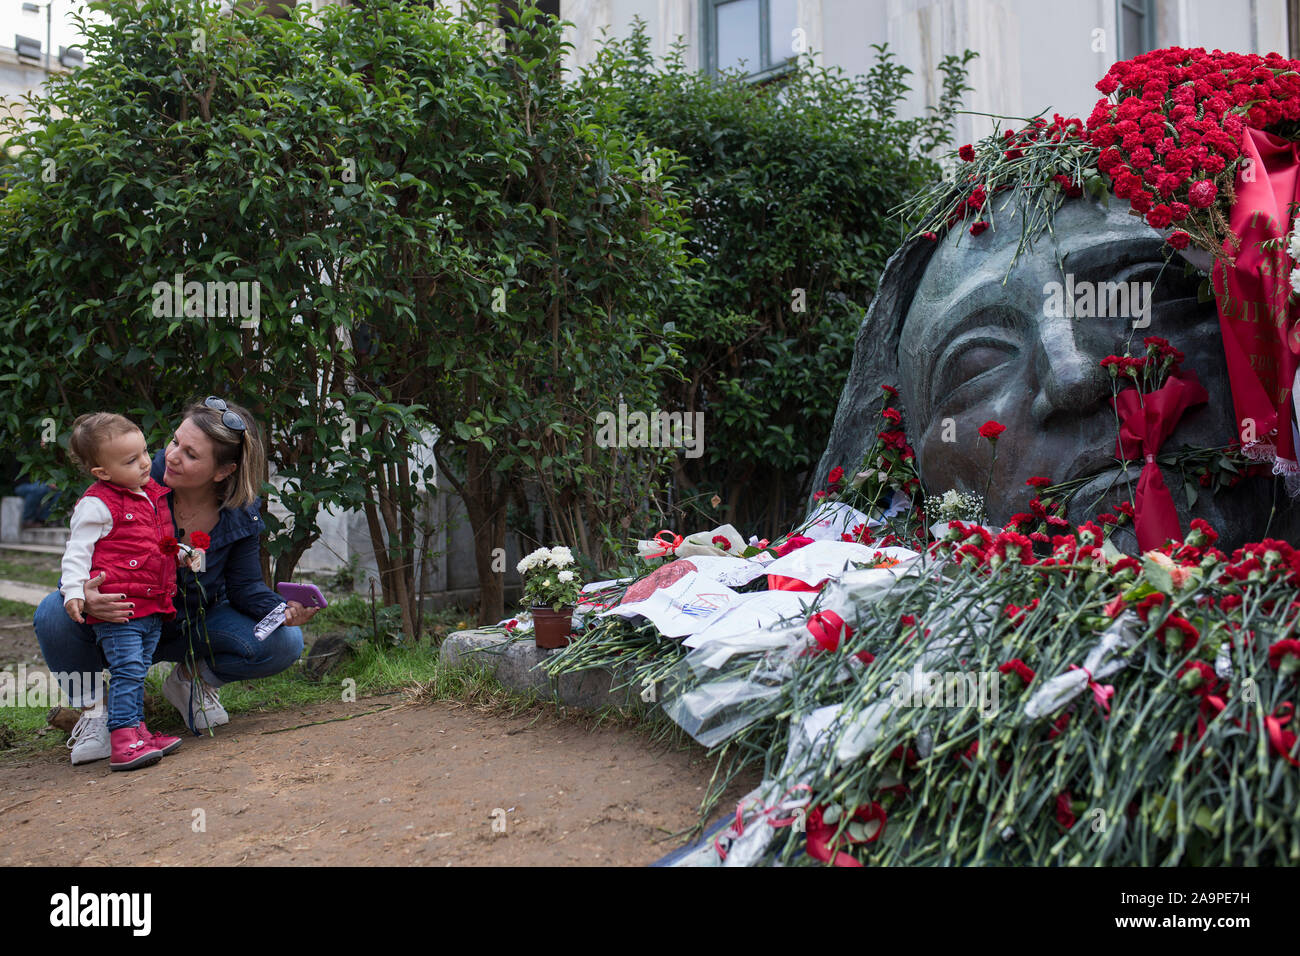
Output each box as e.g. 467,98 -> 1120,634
934,333 -> 1020,400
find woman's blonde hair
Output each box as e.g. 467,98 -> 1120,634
182,398 -> 266,511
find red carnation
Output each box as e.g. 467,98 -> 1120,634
1268,639 -> 1300,674
978,420 -> 1005,440
1026,476 -> 1052,488
711,535 -> 732,550
998,659 -> 1036,686
159,536 -> 180,557
1145,205 -> 1174,229
1055,792 -> 1077,829
1187,179 -> 1217,208
958,144 -> 975,161
828,466 -> 844,487
969,220 -> 989,236
190,531 -> 211,550
1156,615 -> 1200,651
882,407 -> 902,424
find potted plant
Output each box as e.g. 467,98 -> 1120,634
517,546 -> 583,649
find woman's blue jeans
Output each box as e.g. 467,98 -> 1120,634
33,590 -> 304,710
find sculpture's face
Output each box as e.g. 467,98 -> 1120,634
899,194 -> 1279,548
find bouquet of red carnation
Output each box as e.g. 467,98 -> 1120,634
1087,48 -> 1300,257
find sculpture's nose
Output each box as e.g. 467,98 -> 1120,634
1031,316 -> 1112,426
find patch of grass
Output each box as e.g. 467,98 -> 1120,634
311,594 -> 474,646
0,698 -> 72,759
404,659 -> 538,718
0,553 -> 62,589
0,707 -> 54,746
313,593 -> 372,631
0,598 -> 36,618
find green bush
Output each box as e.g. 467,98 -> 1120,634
580,25 -> 974,537
0,0 -> 691,629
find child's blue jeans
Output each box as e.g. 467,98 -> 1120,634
93,615 -> 163,732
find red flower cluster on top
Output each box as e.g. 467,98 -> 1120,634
1086,48 -> 1300,236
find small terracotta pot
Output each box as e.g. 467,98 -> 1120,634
532,605 -> 574,649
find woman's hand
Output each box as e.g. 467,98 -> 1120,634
83,572 -> 134,623
283,600 -> 319,628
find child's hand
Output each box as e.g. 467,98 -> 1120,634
65,599 -> 85,623
181,547 -> 204,572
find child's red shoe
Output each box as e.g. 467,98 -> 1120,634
137,721 -> 182,756
109,726 -> 163,771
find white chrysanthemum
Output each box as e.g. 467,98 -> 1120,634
550,546 -> 574,567
941,489 -> 962,510
1290,219 -> 1300,261
557,570 -> 574,583
517,547 -> 553,575
1291,266 -> 1300,297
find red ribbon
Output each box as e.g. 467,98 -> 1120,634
803,611 -> 873,664
806,610 -> 849,653
767,574 -> 824,592
1068,664 -> 1114,717
646,529 -> 682,558
805,802 -> 887,867
1212,127 -> 1300,471
1265,702 -> 1300,767
1113,369 -> 1208,551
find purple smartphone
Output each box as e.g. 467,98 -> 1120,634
276,581 -> 329,609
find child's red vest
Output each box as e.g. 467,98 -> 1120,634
79,478 -> 177,624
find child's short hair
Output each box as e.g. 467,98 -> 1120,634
68,413 -> 141,475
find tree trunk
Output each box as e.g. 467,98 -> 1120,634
465,465 -> 506,626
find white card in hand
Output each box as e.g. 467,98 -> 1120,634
254,602 -> 288,642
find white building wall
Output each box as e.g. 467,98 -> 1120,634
561,0 -> 1291,143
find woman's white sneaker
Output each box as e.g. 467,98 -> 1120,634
66,709 -> 110,765
162,664 -> 229,731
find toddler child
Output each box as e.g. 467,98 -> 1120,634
61,413 -> 195,770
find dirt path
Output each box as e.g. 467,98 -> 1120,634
0,694 -> 753,866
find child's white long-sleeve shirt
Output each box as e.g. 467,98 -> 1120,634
59,489 -> 151,605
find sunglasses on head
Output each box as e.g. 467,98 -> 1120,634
204,396 -> 247,438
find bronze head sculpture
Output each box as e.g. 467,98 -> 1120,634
817,190 -> 1300,551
